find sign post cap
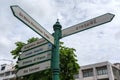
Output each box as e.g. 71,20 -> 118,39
53,19 -> 62,30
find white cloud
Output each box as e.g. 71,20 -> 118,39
61,0 -> 120,65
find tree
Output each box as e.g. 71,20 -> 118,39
11,37 -> 80,80
11,37 -> 39,59
60,42 -> 80,80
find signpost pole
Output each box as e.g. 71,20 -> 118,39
52,19 -> 62,80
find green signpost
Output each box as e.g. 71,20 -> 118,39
52,20 -> 62,80
10,5 -> 115,80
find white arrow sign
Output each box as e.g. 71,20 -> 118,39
21,38 -> 47,52
18,51 -> 51,67
62,13 -> 114,37
17,60 -> 50,77
20,43 -> 52,59
11,5 -> 54,44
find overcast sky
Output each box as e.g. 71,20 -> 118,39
0,0 -> 120,66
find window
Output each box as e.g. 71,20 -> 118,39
82,68 -> 93,77
1,66 -> 5,71
3,79 -> 8,80
74,74 -> 79,79
5,71 -> 10,76
96,66 -> 108,75
112,67 -> 120,79
12,71 -> 16,74
0,73 -> 4,77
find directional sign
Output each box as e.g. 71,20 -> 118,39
10,5 -> 54,44
17,60 -> 51,77
21,38 -> 47,52
20,43 -> 52,59
18,51 -> 51,67
62,13 -> 115,37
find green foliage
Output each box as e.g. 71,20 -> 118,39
60,42 -> 80,80
10,42 -> 25,59
27,37 -> 39,44
10,37 -> 39,59
11,38 -> 80,80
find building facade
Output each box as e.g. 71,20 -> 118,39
0,64 -> 16,80
75,61 -> 120,80
0,61 -> 120,80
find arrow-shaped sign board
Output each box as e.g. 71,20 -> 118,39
21,38 -> 47,52
20,43 -> 52,59
10,5 -> 54,44
17,60 -> 50,77
62,13 -> 115,37
18,51 -> 51,68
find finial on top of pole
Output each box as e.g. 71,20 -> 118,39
53,19 -> 62,31
57,19 -> 59,22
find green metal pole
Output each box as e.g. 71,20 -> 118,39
52,19 -> 62,80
